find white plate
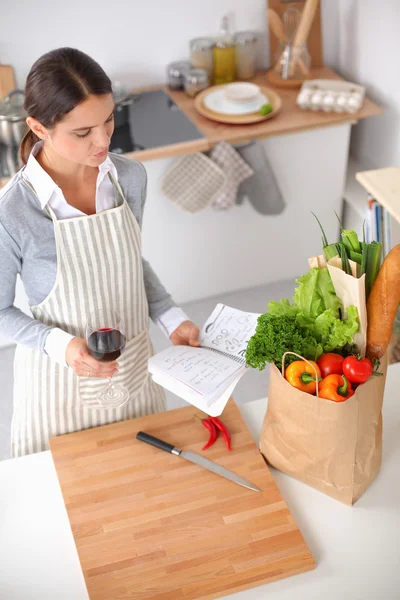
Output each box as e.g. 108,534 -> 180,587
203,89 -> 269,116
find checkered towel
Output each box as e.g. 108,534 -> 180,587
209,141 -> 254,210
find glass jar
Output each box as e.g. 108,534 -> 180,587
213,16 -> 236,85
166,61 -> 191,90
234,31 -> 258,80
190,38 -> 214,80
183,68 -> 209,98
273,42 -> 310,83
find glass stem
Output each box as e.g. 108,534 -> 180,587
107,376 -> 115,391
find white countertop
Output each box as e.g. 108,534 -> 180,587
1,363 -> 399,600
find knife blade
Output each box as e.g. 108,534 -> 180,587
136,431 -> 262,492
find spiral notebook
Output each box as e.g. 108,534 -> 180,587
148,304 -> 260,416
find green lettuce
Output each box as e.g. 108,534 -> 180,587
246,267 -> 360,371
267,298 -> 299,316
314,306 -> 359,351
293,267 -> 342,320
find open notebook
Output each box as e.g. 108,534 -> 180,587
148,304 -> 260,416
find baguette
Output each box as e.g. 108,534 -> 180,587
366,244 -> 400,359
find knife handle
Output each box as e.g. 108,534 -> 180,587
136,431 -> 177,454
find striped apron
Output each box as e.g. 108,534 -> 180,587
11,175 -> 165,457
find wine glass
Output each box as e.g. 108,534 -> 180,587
86,308 -> 129,407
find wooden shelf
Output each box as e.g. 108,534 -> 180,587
166,67 -> 383,148
356,167 -> 400,225
104,67 -> 383,163
0,67 -> 383,190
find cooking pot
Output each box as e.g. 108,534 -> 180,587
0,90 -> 28,146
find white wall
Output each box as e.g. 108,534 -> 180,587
328,0 -> 400,245
1,0 -> 341,88
332,0 -> 400,170
0,0 -> 269,88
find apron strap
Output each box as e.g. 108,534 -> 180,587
22,177 -> 57,221
108,172 -> 127,207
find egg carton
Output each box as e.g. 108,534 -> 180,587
296,79 -> 366,114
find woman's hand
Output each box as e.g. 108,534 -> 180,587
170,320 -> 200,347
66,337 -> 119,378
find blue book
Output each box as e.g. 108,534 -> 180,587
375,202 -> 380,242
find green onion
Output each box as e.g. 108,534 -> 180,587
363,241 -> 382,300
348,250 -> 362,265
337,243 -> 352,275
342,229 -> 361,254
324,243 -> 340,261
361,241 -> 367,275
312,212 -> 340,262
335,211 -> 345,232
312,212 -> 329,247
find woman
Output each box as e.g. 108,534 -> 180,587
0,47 -> 200,457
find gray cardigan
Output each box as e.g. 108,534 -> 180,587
0,153 -> 175,352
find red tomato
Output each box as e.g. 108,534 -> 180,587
342,356 -> 373,384
317,353 -> 344,378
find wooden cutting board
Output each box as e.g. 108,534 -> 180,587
50,399 -> 315,599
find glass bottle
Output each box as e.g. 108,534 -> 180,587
213,16 -> 236,85
234,31 -> 258,80
166,61 -> 191,90
183,68 -> 209,98
190,37 -> 214,81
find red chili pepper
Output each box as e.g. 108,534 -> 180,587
195,415 -> 218,450
208,416 -> 231,451
201,418 -> 218,450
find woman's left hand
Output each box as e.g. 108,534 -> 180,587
170,320 -> 200,347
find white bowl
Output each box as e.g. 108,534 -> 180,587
224,82 -> 261,104
204,89 -> 268,115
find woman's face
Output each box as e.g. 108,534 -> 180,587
45,93 -> 115,167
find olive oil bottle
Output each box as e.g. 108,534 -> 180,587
213,16 -> 236,85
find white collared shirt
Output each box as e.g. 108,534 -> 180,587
24,142 -> 119,218
23,143 -> 188,366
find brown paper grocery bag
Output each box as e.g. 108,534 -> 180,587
260,356 -> 387,505
327,259 -> 368,356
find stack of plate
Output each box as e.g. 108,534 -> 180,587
194,82 -> 282,125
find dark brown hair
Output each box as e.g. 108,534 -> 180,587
20,47 -> 112,164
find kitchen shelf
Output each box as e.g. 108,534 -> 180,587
0,67 -> 383,191
164,67 -> 383,150
356,167 -> 400,225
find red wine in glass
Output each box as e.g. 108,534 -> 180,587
86,309 -> 129,407
87,328 -> 126,362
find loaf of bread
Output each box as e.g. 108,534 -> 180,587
367,244 -> 400,359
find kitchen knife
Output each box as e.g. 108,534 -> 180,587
136,431 -> 262,492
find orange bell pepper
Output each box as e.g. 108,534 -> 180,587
318,374 -> 354,402
285,360 -> 321,394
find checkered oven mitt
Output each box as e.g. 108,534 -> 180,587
209,141 -> 254,210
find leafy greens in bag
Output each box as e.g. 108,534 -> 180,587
246,267 -> 359,370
